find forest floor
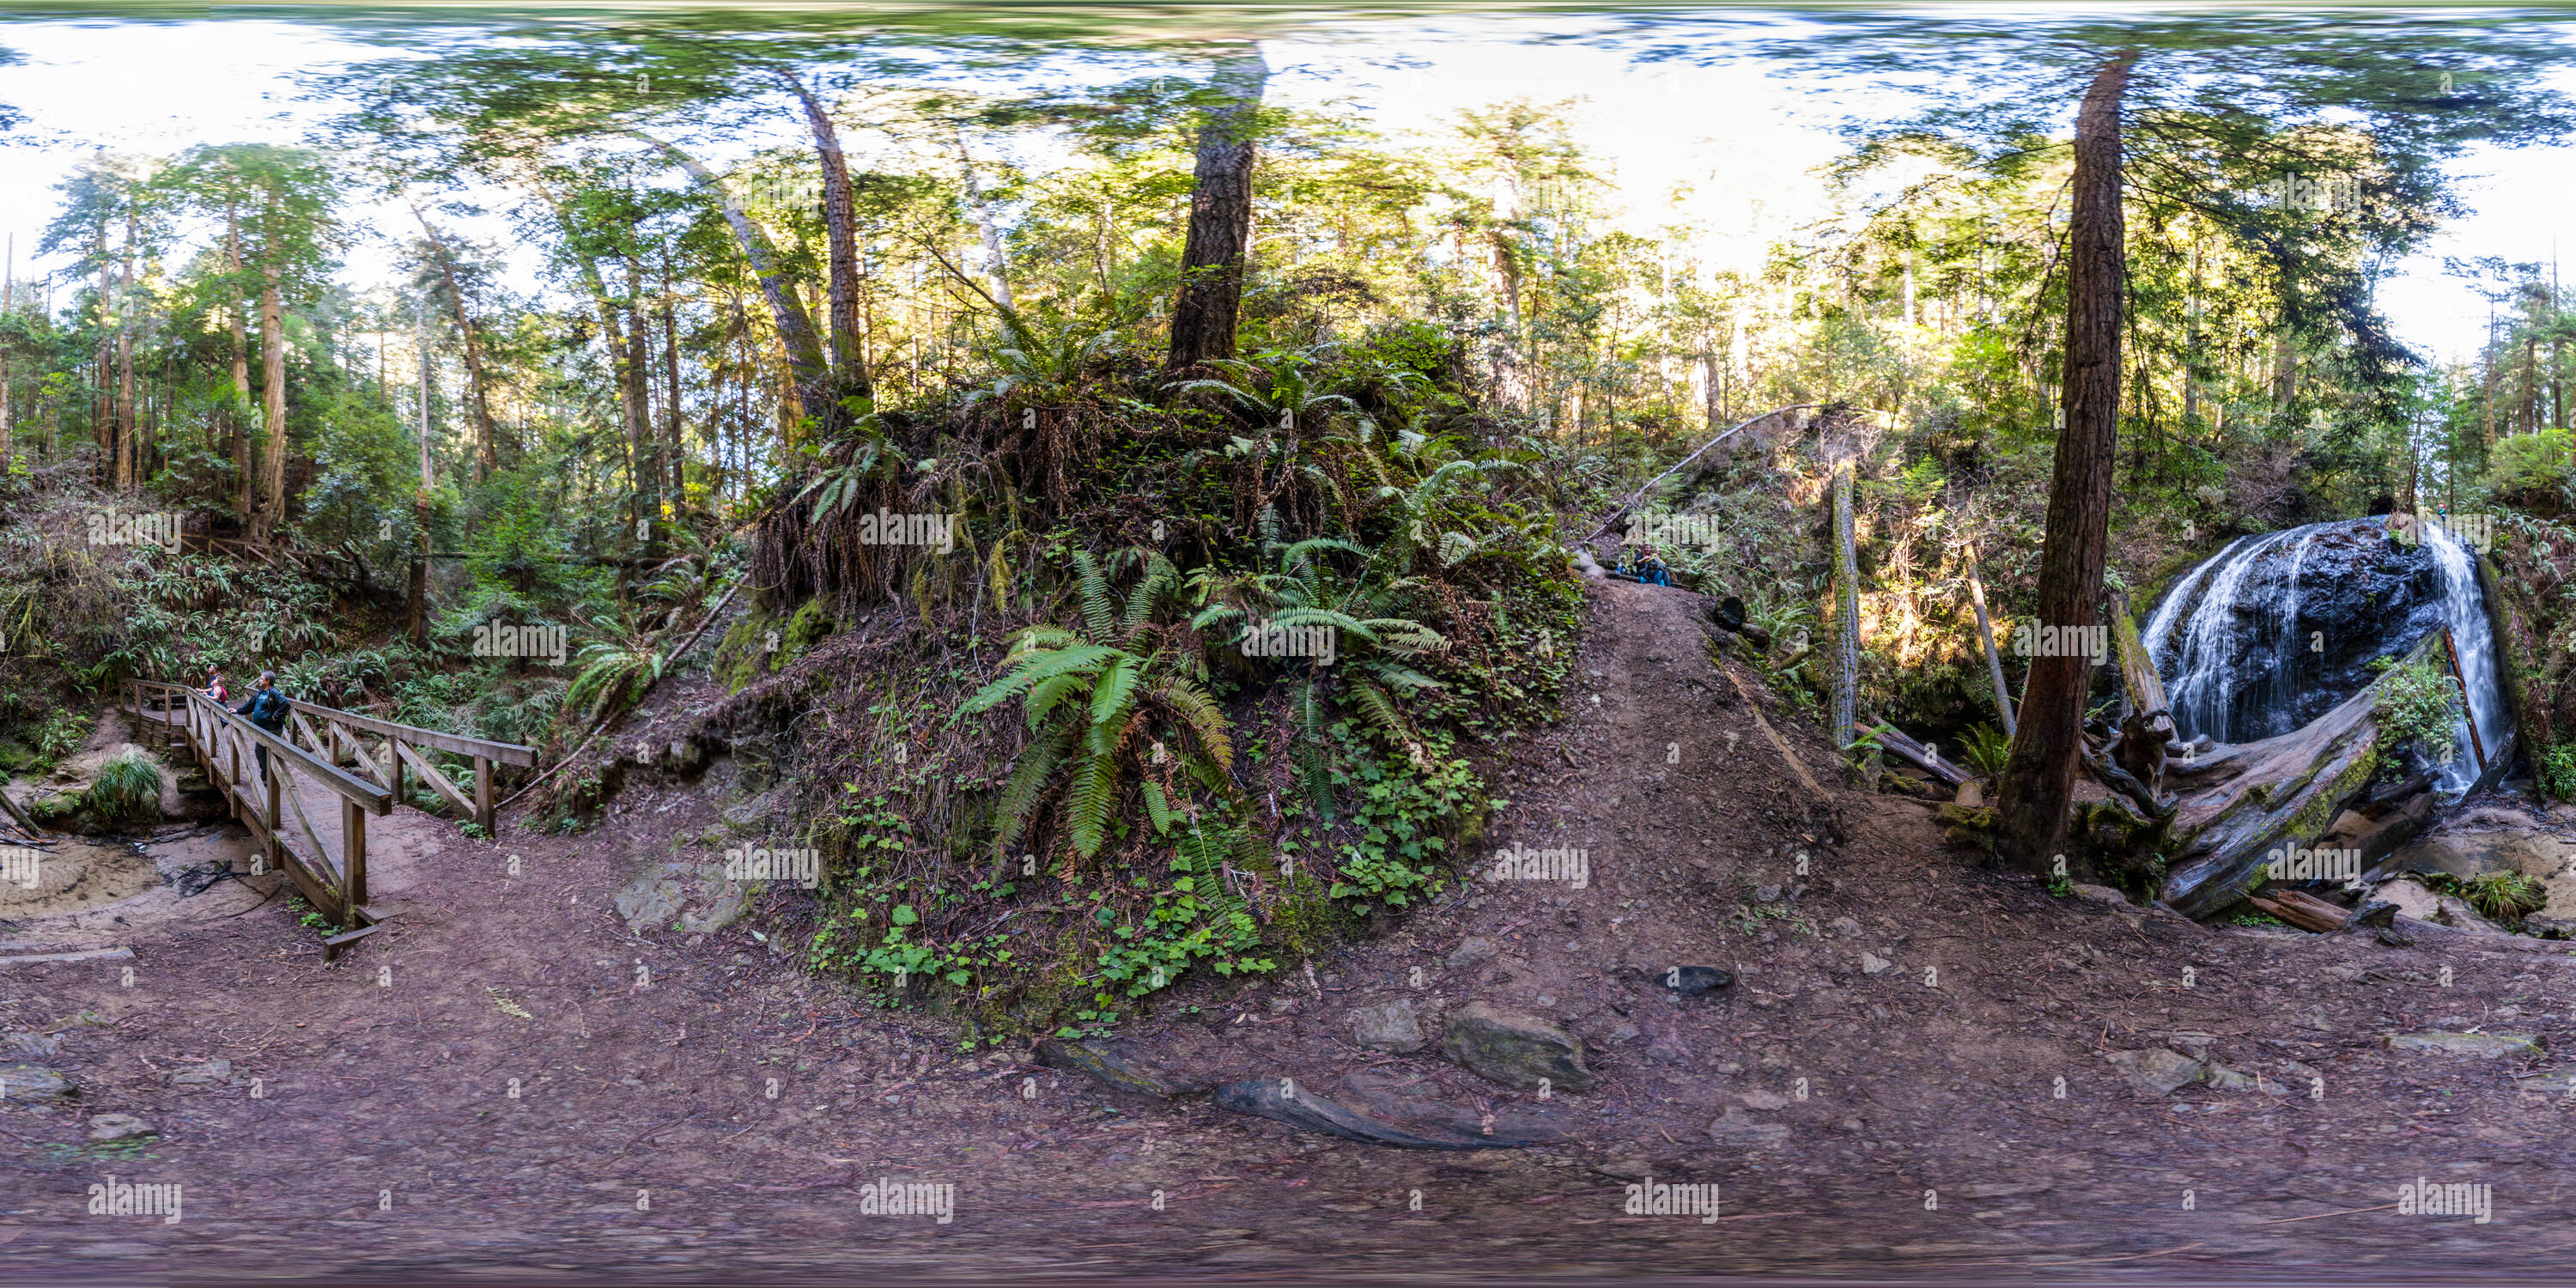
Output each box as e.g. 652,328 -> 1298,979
2,577 -> 2572,1279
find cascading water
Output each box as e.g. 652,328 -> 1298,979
2144,517 -> 2512,798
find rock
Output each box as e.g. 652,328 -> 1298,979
1705,1107 -> 1790,1147
1335,1068 -> 1572,1145
86,1113 -> 153,1142
1737,1090 -> 1791,1110
0,1032 -> 61,1059
2103,1048 -> 2204,1097
2069,884 -> 2131,907
1829,916 -> 1863,938
2368,879 -> 2507,933
1439,1002 -> 1597,1092
1444,937 -> 1498,969
1643,1034 -> 1691,1064
1594,1157 -> 1653,1181
1212,1077 -> 1522,1151
1655,964 -> 1733,997
1609,1023 -> 1642,1043
1754,884 -> 1783,902
2385,1031 -> 2542,1059
2203,1066 -> 2266,1091
167,1060 -> 231,1087
1267,997 -> 1300,1016
1034,1039 -> 1214,1099
2169,1030 -> 2214,1058
1953,780 -> 1984,808
0,1064 -> 76,1103
1860,952 -> 1892,975
1346,1001 -> 1425,1054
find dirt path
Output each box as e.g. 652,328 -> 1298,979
2,578 -> 2570,1278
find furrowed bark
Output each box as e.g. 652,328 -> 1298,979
1167,47 -> 1269,373
1995,54 -> 2130,872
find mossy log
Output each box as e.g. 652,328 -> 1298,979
2157,634 -> 2442,919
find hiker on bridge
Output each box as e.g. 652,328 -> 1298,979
201,665 -> 228,702
231,671 -> 289,776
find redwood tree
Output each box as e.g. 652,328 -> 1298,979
1166,47 -> 1267,373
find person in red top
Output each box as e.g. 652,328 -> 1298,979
201,665 -> 228,702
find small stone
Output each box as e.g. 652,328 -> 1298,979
1861,952 -> 1892,975
2070,884 -> 2130,907
2103,1048 -> 2204,1097
2385,1031 -> 2542,1059
0,1032 -> 62,1059
1267,997 -> 1299,1015
1953,780 -> 1984,808
2203,1066 -> 2257,1091
1754,884 -> 1783,902
1829,916 -> 1862,939
1444,937 -> 1498,969
1738,1090 -> 1791,1110
1346,1001 -> 1425,1054
1656,964 -> 1733,996
0,1064 -> 76,1103
1716,1061 -> 1745,1076
1594,1157 -> 1653,1181
1609,1023 -> 1643,1043
1440,1002 -> 1597,1092
1837,1118 -> 1865,1133
87,1113 -> 154,1142
1706,1108 -> 1789,1147
168,1059 -> 233,1086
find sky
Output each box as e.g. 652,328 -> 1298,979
0,11 -> 2568,365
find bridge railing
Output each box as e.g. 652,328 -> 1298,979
276,698 -> 537,834
129,679 -> 392,931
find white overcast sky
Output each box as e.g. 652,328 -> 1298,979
0,13 -> 2567,365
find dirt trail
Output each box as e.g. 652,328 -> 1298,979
1,578 -> 2570,1278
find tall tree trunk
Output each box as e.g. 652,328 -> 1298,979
406,201 -> 498,481
954,131 -> 1014,309
1166,47 -> 1269,373
633,131 -> 828,431
227,205 -> 253,522
623,257 -> 659,555
254,258 -> 288,540
115,220 -> 136,490
1995,54 -> 2130,872
1830,452 -> 1860,747
774,73 -> 872,428
660,251 -> 684,509
92,221 -> 108,478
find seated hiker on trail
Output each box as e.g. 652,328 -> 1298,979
232,671 -> 289,775
202,665 -> 227,702
1631,543 -> 1673,587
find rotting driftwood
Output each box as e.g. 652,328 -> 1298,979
2158,633 -> 2446,920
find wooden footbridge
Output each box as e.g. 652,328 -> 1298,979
126,680 -> 536,936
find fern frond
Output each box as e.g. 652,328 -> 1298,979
993,722 -> 1077,849
1151,680 -> 1235,772
1072,550 -> 1115,642
1142,781 -> 1174,835
957,644 -> 1119,717
1089,658 -> 1141,728
1065,749 -> 1120,858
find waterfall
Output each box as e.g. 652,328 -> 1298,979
2144,518 -> 2512,799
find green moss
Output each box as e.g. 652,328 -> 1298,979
781,596 -> 838,659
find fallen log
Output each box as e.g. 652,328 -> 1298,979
2160,634 -> 2443,920
1858,720 -> 1971,787
2249,889 -> 2350,933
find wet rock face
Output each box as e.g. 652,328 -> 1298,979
2156,522 -> 2451,742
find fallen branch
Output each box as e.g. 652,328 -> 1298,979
1583,404 -> 1826,543
499,579 -> 742,814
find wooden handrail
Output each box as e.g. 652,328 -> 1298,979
137,684 -> 392,815
284,698 -> 538,766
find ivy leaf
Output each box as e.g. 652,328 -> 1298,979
891,904 -> 919,927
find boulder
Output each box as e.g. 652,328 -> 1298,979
1437,1001 -> 1596,1092
2384,1031 -> 2542,1059
0,1063 -> 76,1103
2103,1048 -> 2204,1097
1346,1001 -> 1426,1054
87,1113 -> 154,1142
2368,878 -> 2507,934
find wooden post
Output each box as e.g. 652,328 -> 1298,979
227,723 -> 242,816
343,796 -> 368,908
1830,454 -> 1860,748
263,751 -> 283,872
1964,544 -> 2016,735
474,754 -> 493,832
391,738 -> 405,806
